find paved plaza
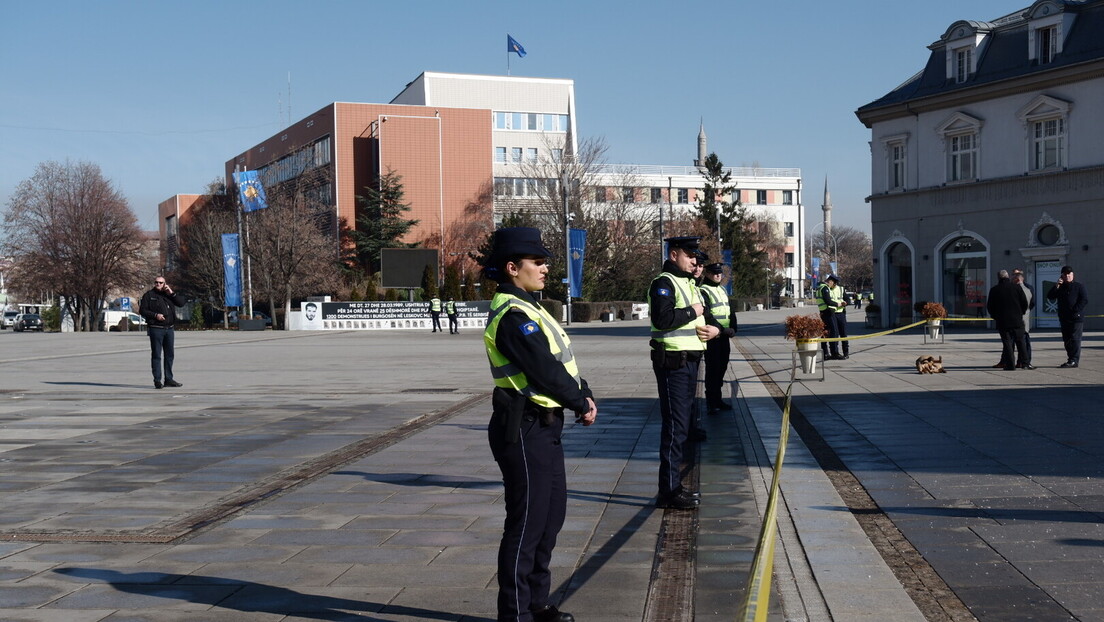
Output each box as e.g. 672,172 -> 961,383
0,310 -> 1100,621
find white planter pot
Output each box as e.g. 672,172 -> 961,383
796,340 -> 818,374
926,319 -> 942,339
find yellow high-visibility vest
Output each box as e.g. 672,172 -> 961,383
649,272 -> 706,352
484,292 -> 580,408
699,283 -> 731,329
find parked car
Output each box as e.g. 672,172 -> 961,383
228,311 -> 273,327
13,313 -> 43,332
102,310 -> 147,331
2,310 -> 18,329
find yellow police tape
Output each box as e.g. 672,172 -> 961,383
800,316 -> 990,343
738,382 -> 792,622
738,314 -> 988,620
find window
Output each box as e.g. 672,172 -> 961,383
782,190 -> 793,205
677,188 -> 689,204
527,114 -> 538,130
785,252 -> 795,268
595,187 -> 606,203
949,133 -> 976,181
511,112 -> 523,130
756,190 -> 767,205
955,47 -> 972,83
784,222 -> 794,238
526,148 -> 538,163
165,214 -> 177,237
495,111 -> 569,132
1032,118 -> 1065,170
551,148 -> 563,162
890,142 -> 906,189
494,147 -> 506,163
1038,26 -> 1057,64
494,112 -> 507,129
494,177 -> 510,197
622,187 -> 636,203
650,188 -> 663,204
511,147 -> 522,164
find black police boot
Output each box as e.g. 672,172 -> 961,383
532,604 -> 575,622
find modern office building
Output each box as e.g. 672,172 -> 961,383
857,0 -> 1103,328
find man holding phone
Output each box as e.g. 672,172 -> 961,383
1047,265 -> 1089,368
140,276 -> 186,389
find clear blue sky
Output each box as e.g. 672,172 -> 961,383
1,0 -> 1022,235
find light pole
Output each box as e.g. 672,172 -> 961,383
562,172 -> 572,326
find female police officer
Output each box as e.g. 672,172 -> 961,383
484,227 -> 598,622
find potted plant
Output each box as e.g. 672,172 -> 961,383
785,314 -> 827,373
920,301 -> 947,338
864,303 -> 881,328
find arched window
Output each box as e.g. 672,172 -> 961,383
941,235 -> 988,317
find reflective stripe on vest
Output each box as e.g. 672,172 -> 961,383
649,272 -> 706,351
816,284 -> 844,312
430,298 -> 442,312
445,301 -> 456,314
484,292 -> 580,408
700,283 -> 731,328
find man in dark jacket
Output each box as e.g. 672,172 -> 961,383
986,270 -> 1030,371
139,276 -> 186,389
1047,265 -> 1089,368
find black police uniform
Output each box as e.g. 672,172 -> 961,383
485,227 -> 592,622
700,265 -> 737,412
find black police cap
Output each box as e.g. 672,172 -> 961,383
486,227 -> 553,268
664,236 -> 701,252
705,263 -> 725,274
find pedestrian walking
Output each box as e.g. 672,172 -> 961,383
483,226 -> 597,622
1047,265 -> 1089,368
445,297 -> 459,334
139,276 -> 186,389
429,296 -> 443,333
699,262 -> 738,414
649,236 -> 719,510
986,269 -> 1030,371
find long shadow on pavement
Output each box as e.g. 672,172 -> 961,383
53,567 -> 483,621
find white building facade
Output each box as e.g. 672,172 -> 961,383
857,0 -> 1104,328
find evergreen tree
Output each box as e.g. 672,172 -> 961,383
421,265 -> 438,299
695,153 -> 736,239
349,170 -> 419,272
442,264 -> 462,300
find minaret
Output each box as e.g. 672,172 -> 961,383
821,175 -> 833,236
694,119 -> 707,166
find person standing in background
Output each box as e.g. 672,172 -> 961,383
1047,265 -> 1089,368
139,276 -> 186,389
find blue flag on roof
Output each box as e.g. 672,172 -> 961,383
507,34 -> 526,57
232,170 -> 269,213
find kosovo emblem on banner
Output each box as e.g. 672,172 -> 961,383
232,170 -> 269,213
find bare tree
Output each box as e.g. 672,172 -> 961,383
176,179 -> 237,325
806,225 -> 873,291
2,160 -> 148,330
245,170 -> 342,328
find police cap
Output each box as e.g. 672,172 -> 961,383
486,227 -> 553,268
665,236 -> 701,253
705,262 -> 725,275
826,273 -> 840,283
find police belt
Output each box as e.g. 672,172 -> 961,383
493,388 -> 564,443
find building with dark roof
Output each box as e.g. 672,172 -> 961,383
856,0 -> 1103,329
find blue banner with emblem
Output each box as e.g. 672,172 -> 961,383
222,233 -> 242,307
569,228 -> 586,299
232,170 -> 269,213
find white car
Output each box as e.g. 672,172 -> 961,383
2,310 -> 19,329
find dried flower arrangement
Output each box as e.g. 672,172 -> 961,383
785,314 -> 827,341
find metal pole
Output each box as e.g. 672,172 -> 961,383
563,173 -> 571,326
663,176 -> 671,263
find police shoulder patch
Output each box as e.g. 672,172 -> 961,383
657,288 -> 672,297
520,320 -> 541,335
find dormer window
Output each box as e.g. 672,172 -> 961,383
1037,25 -> 1057,63
955,47 -> 973,83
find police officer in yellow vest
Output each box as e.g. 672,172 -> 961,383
817,274 -> 849,360
700,262 -> 738,413
445,297 -> 459,334
429,296 -> 443,333
649,236 -> 720,510
483,227 -> 597,622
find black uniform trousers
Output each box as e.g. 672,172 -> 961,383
430,311 -> 442,332
148,326 -> 176,383
653,355 -> 699,498
818,310 -> 848,358
1060,320 -> 1084,363
704,336 -> 730,410
448,313 -> 459,333
489,409 -> 566,622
